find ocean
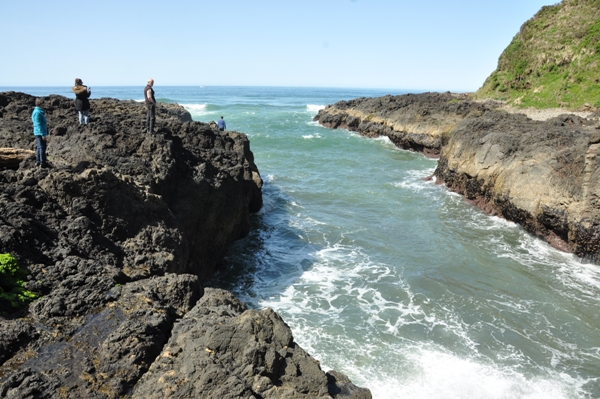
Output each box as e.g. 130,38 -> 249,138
3,86 -> 599,398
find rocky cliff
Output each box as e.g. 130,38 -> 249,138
314,92 -> 501,157
0,92 -> 370,398
315,93 -> 600,263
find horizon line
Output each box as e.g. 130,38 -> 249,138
0,84 -> 472,93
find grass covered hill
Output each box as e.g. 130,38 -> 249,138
474,0 -> 600,109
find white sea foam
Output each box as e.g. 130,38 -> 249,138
306,104 -> 325,112
239,187 -> 597,399
566,261 -> 600,291
496,225 -> 600,299
259,240 -> 428,343
390,167 -> 437,193
182,103 -> 207,111
263,174 -> 275,184
364,349 -> 584,399
289,201 -> 304,209
373,135 -> 394,146
302,133 -> 322,139
253,197 -> 597,397
271,272 -> 588,398
182,103 -> 211,117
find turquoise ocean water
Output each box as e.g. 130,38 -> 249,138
4,86 -> 600,398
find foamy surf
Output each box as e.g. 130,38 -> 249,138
390,167 -> 437,193
182,103 -> 211,117
147,86 -> 600,399
302,133 -> 322,139
365,348 -> 584,399
182,103 -> 207,111
307,104 -> 325,112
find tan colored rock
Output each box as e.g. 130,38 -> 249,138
0,147 -> 35,169
318,92 -> 600,261
435,110 -> 600,259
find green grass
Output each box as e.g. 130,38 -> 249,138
474,0 -> 600,109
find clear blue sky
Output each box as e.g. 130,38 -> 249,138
1,0 -> 556,91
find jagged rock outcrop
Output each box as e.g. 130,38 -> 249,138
0,92 -> 370,398
132,288 -> 372,399
316,92 -> 600,262
2,273 -> 201,398
1,92 -> 264,279
435,110 -> 600,261
314,92 -> 501,157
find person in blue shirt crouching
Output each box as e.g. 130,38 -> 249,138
217,116 -> 226,131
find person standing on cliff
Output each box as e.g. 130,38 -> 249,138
144,78 -> 156,133
32,97 -> 49,168
217,116 -> 226,131
72,78 -> 91,125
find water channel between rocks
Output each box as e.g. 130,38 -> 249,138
8,86 -> 600,399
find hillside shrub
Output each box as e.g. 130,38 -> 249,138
0,253 -> 38,312
474,0 -> 600,109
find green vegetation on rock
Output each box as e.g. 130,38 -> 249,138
475,0 -> 600,109
0,253 -> 38,311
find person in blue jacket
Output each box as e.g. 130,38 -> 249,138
217,116 -> 226,131
32,98 -> 49,167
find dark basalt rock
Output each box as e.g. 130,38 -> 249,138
0,92 -> 263,284
2,274 -> 200,398
133,288 -> 313,398
133,288 -> 370,399
314,92 -> 500,157
0,320 -> 39,365
0,92 -> 371,398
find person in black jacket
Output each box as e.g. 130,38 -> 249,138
72,78 -> 91,124
144,78 -> 156,133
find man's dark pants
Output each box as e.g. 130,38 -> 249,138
146,103 -> 156,133
36,136 -> 47,165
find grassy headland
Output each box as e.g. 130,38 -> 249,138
474,0 -> 600,109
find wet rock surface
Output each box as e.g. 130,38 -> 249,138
317,92 -> 600,262
0,92 -> 370,398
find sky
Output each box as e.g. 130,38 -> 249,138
1,0 -> 557,91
